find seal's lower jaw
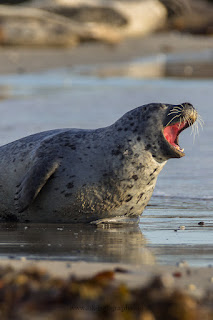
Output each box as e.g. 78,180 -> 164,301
163,121 -> 189,158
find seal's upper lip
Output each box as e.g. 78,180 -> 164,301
163,121 -> 189,157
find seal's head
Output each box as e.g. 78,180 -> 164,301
117,102 -> 198,163
145,102 -> 198,161
162,102 -> 198,158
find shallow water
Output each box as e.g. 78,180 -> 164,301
0,58 -> 212,267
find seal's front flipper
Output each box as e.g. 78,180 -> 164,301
14,158 -> 60,213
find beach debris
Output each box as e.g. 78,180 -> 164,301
150,274 -> 174,289
114,267 -> 130,274
0,265 -> 211,319
20,256 -> 27,261
173,271 -> 182,278
179,225 -> 186,230
198,221 -> 205,226
186,269 -> 191,276
188,283 -> 197,291
177,261 -> 189,268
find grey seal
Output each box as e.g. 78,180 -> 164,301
0,102 -> 197,223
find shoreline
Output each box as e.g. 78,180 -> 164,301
0,32 -> 213,75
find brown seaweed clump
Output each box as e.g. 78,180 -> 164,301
0,265 -> 211,320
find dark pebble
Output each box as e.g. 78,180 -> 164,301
198,221 -> 205,226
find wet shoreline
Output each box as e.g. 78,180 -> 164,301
0,32 -> 213,75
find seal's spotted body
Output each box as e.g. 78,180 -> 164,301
0,103 -> 197,223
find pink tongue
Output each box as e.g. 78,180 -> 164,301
163,122 -> 186,148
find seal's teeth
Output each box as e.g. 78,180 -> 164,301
175,145 -> 184,153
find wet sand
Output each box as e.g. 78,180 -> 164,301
0,32 -> 213,74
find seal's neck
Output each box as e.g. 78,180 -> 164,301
102,124 -> 166,179
109,118 -> 168,164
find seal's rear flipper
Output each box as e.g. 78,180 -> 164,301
90,216 -> 140,225
14,158 -> 60,213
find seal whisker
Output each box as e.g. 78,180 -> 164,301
170,106 -> 181,111
192,114 -> 204,139
173,105 -> 183,110
197,115 -> 204,128
187,118 -> 192,128
198,114 -> 204,122
192,121 -> 196,134
198,115 -> 204,124
168,109 -> 180,113
186,117 -> 196,140
173,106 -> 183,111
192,123 -> 196,142
193,122 -> 199,142
196,118 -> 203,135
196,122 -> 200,136
197,120 -> 203,132
189,111 -> 203,142
167,108 -> 182,116
167,111 -> 181,116
169,105 -> 183,112
166,114 -> 181,126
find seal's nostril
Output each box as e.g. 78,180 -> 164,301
183,102 -> 193,109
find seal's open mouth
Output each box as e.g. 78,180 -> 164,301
161,102 -> 198,158
163,121 -> 189,154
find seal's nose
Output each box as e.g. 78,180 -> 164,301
183,102 -> 193,108
182,102 -> 197,124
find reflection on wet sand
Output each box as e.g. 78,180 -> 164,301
0,85 -> 10,100
75,50 -> 213,79
0,223 -> 155,265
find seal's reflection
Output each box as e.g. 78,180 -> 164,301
0,223 -> 155,265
